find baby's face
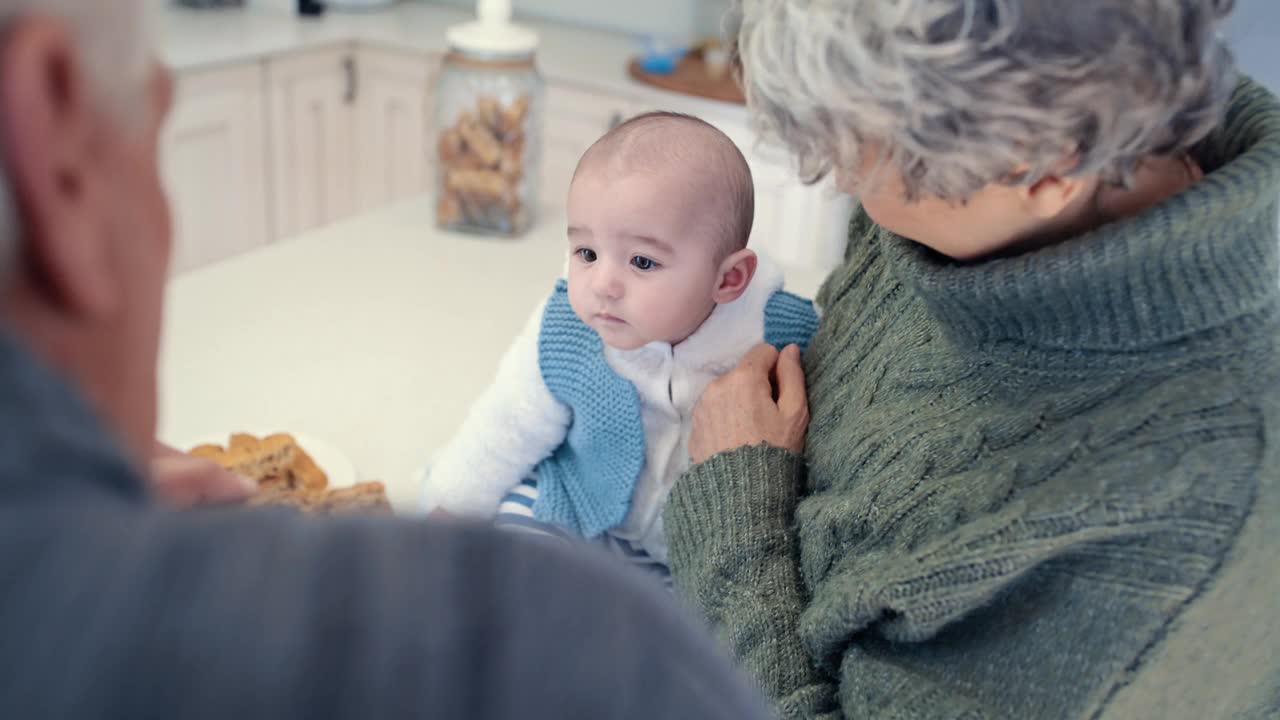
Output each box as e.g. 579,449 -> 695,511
565,167 -> 724,350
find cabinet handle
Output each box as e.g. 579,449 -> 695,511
343,55 -> 357,105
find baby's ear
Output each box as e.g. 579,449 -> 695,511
712,249 -> 758,304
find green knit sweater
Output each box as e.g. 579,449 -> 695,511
665,78 -> 1280,720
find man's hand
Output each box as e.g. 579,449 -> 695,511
689,344 -> 809,464
149,442 -> 256,507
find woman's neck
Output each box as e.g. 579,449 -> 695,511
997,154 -> 1204,258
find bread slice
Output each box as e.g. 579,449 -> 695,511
188,444 -> 226,463
247,481 -> 391,515
254,434 -> 296,481
188,433 -> 296,485
318,481 -> 391,513
228,433 -> 258,452
286,442 -> 328,491
187,432 -> 370,512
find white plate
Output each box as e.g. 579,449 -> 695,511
409,460 -> 432,514
183,430 -> 358,489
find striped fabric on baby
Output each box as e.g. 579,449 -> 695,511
494,479 -> 672,591
494,478 -> 572,540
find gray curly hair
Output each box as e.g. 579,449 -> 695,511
730,0 -> 1239,201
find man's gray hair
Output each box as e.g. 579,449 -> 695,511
0,0 -> 153,271
730,0 -> 1238,201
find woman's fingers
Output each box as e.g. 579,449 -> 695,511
687,344 -> 811,463
737,343 -> 781,380
774,344 -> 808,418
774,345 -> 810,452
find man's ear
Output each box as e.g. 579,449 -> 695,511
712,248 -> 757,304
0,14 -> 116,317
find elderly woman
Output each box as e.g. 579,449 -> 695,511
666,1 -> 1280,718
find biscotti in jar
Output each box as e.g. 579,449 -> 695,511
435,0 -> 543,236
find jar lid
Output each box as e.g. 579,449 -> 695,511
447,0 -> 539,57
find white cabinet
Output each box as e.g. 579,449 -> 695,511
268,45 -> 437,235
735,136 -> 850,271
354,48 -> 438,213
541,83 -> 628,207
162,63 -> 272,273
166,45 -> 440,272
748,163 -> 849,271
267,45 -> 359,238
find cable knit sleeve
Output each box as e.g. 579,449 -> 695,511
421,299 -> 570,516
664,444 -> 842,719
663,437 -> 1005,720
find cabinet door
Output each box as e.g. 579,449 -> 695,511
750,155 -> 850,273
162,63 -> 271,273
747,162 -> 834,270
355,48 -> 437,213
542,83 -> 629,208
268,46 -> 358,238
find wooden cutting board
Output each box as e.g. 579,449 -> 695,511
628,49 -> 745,105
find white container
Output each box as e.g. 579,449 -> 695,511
434,0 -> 544,237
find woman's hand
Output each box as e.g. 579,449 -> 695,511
689,344 -> 809,464
149,442 -> 256,507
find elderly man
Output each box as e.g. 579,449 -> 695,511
0,3 -> 769,718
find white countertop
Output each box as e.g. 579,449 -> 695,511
161,3 -> 749,121
157,196 -> 828,511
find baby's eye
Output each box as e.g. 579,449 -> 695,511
631,256 -> 658,271
576,248 -> 598,263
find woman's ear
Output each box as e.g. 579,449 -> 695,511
712,248 -> 758,304
1021,174 -> 1094,220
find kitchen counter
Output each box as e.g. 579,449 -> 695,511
161,3 -> 748,120
157,196 -> 829,511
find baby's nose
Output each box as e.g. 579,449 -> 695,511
592,269 -> 624,299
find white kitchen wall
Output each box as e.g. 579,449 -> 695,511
695,0 -> 730,37
423,0 -> 729,41
1224,0 -> 1280,94
247,0 -> 295,12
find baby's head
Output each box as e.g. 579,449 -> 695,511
566,112 -> 756,351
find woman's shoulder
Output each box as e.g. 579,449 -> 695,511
1096,393 -> 1280,719
803,373 -> 1274,710
812,206 -> 895,314
804,362 -> 1274,642
1017,364 -> 1273,540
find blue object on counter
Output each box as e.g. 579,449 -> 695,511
638,35 -> 687,76
640,52 -> 684,74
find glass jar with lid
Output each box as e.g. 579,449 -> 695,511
435,0 -> 543,237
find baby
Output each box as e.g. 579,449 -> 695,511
423,111 -> 817,584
